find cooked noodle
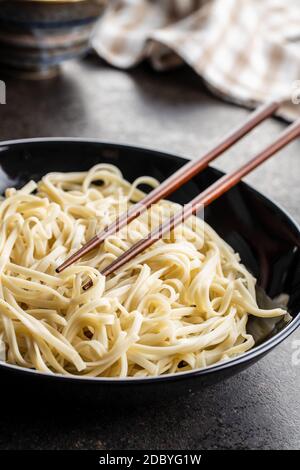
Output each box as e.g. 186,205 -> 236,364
0,164 -> 286,377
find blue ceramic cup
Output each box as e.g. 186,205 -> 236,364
0,0 -> 107,79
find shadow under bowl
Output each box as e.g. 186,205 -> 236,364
0,0 -> 106,79
0,138 -> 299,404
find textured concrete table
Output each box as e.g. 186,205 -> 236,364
0,58 -> 299,450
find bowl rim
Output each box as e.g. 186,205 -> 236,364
0,136 -> 299,385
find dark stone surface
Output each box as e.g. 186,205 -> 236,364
0,58 -> 299,450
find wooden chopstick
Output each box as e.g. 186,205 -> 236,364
82,117 -> 300,290
56,101 -> 280,273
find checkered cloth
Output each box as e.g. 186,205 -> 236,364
93,0 -> 300,121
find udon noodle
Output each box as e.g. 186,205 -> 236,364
0,164 -> 286,377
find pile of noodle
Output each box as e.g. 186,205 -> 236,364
0,164 -> 286,377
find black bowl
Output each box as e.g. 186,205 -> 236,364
0,138 -> 299,403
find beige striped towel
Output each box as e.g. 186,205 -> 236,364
93,0 -> 300,121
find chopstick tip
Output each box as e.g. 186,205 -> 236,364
83,280 -> 93,291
